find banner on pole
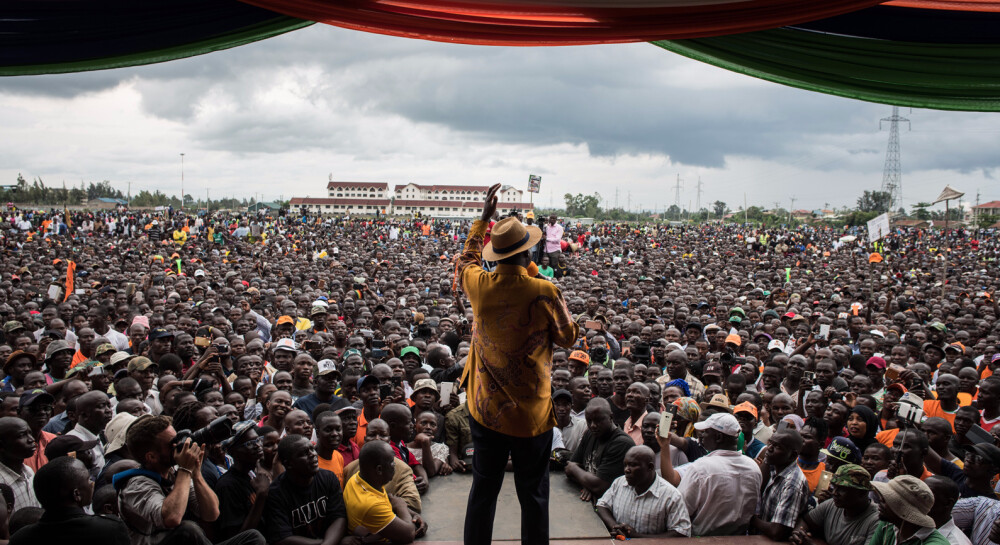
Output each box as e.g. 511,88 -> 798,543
528,174 -> 541,193
867,212 -> 890,243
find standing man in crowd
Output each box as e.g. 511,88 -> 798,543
457,184 -> 578,545
659,412 -> 761,536
544,214 -> 564,267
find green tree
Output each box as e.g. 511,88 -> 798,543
563,193 -> 600,217
857,190 -> 892,213
977,214 -> 998,229
911,202 -> 932,220
712,200 -> 727,218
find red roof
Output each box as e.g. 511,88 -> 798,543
326,181 -> 388,190
973,200 -> 1000,209
290,198 -> 390,206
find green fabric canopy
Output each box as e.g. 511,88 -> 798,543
2,16 -> 312,77
653,28 -> 1000,111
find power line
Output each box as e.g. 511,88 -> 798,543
673,174 -> 682,219
880,106 -> 911,212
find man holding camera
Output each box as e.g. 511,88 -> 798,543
118,415 -> 264,545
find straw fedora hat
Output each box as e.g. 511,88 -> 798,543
483,217 -> 542,261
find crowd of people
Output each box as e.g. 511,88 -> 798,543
0,193 -> 998,545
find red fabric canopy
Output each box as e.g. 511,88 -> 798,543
886,0 -> 1000,11
234,0 -> 886,45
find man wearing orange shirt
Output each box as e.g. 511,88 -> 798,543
925,374 -> 960,431
355,375 -> 381,448
977,376 -> 1000,432
316,411 -> 346,485
18,389 -> 55,472
457,184 -> 579,545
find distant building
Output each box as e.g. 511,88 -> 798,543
289,197 -> 390,216
248,201 -> 281,213
973,200 -> 1000,216
327,181 -> 390,200
391,183 -> 530,218
291,180 -> 533,218
894,219 -> 931,229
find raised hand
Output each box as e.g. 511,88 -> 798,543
480,184 -> 502,222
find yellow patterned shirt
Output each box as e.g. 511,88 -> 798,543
457,220 -> 579,437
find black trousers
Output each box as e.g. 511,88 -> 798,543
464,416 -> 553,545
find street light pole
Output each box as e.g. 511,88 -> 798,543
180,153 -> 185,210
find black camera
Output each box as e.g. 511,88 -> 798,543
720,352 -> 746,366
589,346 -> 608,363
173,416 -> 234,448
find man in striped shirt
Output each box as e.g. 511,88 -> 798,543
952,496 -> 1000,545
596,445 -> 690,539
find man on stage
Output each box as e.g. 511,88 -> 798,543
456,184 -> 579,545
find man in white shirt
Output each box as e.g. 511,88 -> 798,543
926,476 -> 972,545
66,391 -> 112,479
544,215 -> 564,265
87,306 -> 129,352
671,413 -> 762,536
597,445 -> 690,539
553,389 -> 586,453
0,417 -> 41,511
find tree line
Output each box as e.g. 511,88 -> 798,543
4,174 -> 271,211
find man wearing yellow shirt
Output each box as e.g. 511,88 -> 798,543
343,441 -> 416,545
456,184 -> 579,545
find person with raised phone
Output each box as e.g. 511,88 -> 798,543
456,183 -> 579,545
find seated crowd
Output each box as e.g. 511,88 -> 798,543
0,207 -> 997,544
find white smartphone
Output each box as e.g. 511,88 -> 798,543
818,324 -> 831,341
659,405 -> 677,438
439,382 -> 453,406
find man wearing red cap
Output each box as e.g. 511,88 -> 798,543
456,184 -> 578,545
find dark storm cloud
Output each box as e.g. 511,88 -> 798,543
3,24 -> 1000,173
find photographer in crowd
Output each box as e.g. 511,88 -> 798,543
117,414 -> 263,545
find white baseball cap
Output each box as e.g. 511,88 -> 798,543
273,338 -> 298,353
315,359 -> 340,376
767,339 -> 785,352
694,413 -> 741,436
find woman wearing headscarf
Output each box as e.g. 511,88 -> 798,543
657,397 -> 707,465
846,405 -> 879,451
660,379 -> 690,409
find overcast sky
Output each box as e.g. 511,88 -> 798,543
2,24 -> 998,213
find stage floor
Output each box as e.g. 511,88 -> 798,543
418,471 -> 609,541
418,472 -> 781,543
